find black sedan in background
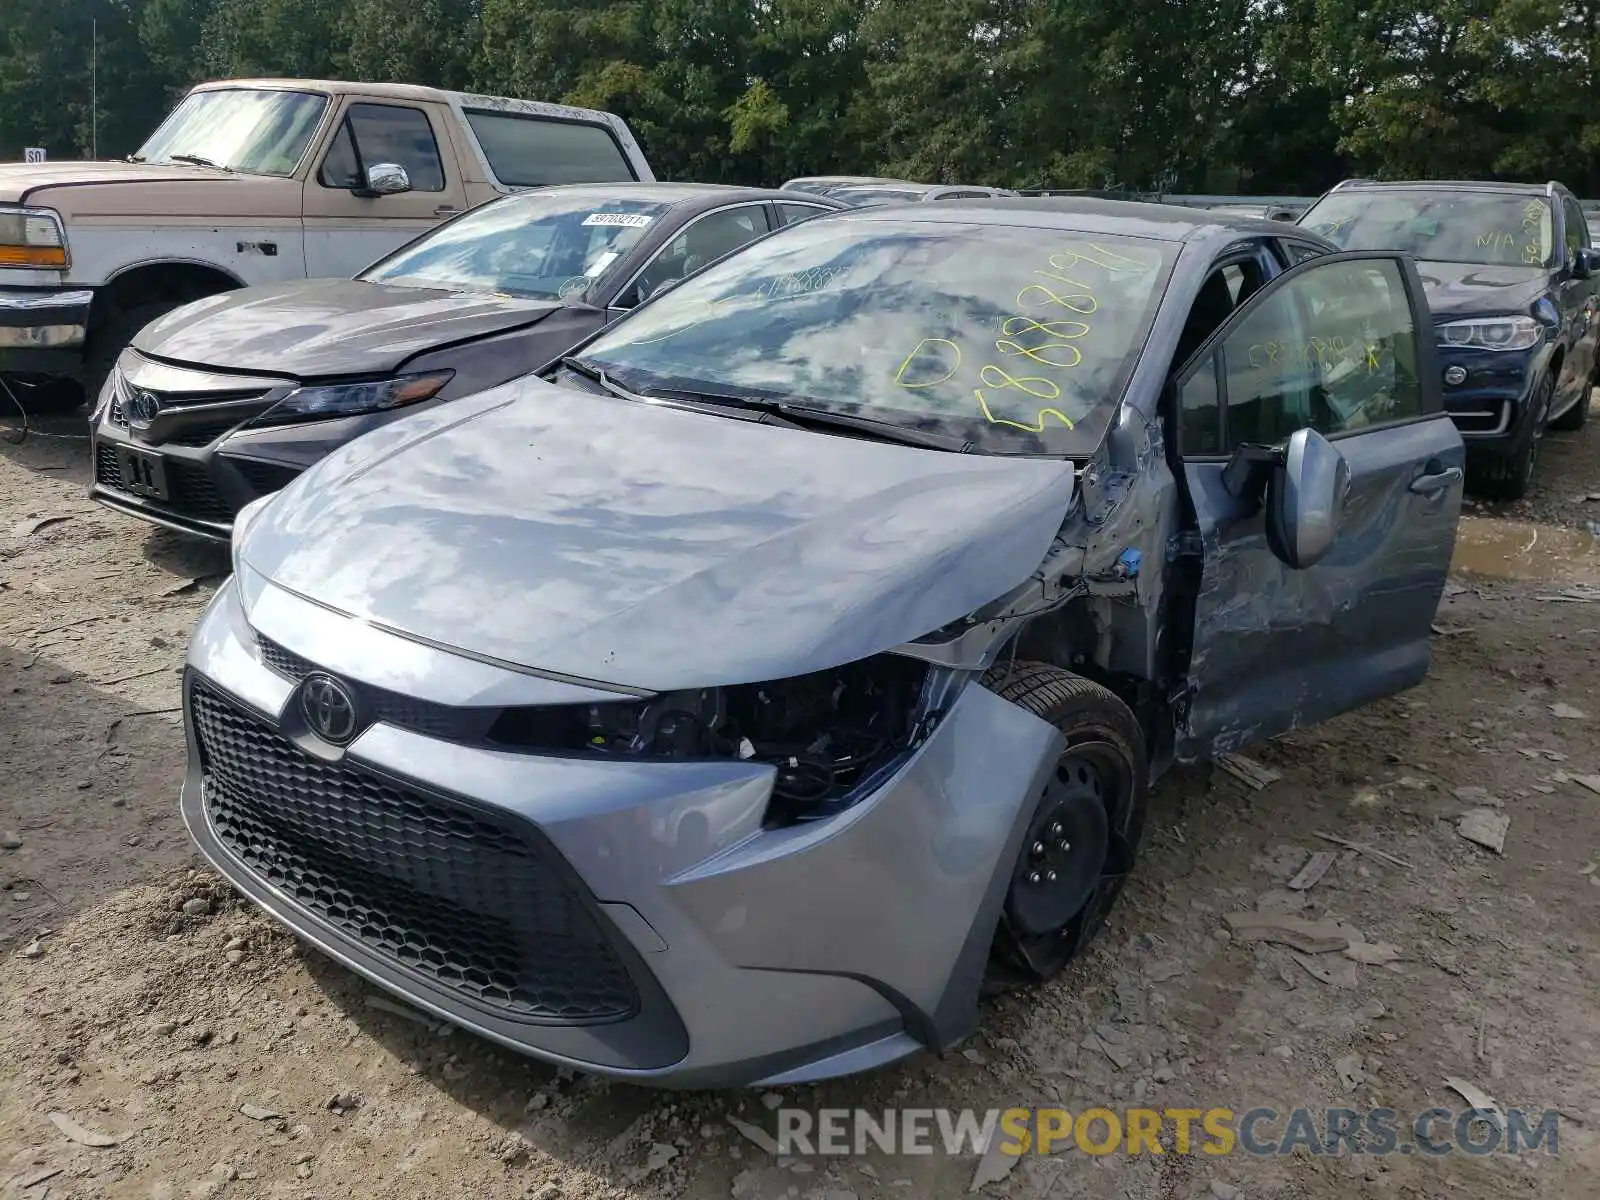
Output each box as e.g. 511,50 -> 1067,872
89,183 -> 845,541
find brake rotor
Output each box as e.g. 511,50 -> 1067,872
1005,749 -> 1111,937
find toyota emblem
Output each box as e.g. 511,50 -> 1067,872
299,673 -> 359,744
125,386 -> 163,430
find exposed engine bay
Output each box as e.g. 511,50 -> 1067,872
487,655 -> 930,822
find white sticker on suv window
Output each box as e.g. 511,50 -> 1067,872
583,212 -> 654,228
584,250 -> 621,277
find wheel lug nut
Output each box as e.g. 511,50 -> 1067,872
1049,822 -> 1063,837
1058,839 -> 1071,852
1027,871 -> 1042,885
1031,841 -> 1045,857
1046,870 -> 1058,883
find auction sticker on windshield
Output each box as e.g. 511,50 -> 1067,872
583,212 -> 655,228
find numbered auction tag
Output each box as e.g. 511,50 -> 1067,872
582,212 -> 654,228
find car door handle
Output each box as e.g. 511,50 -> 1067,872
435,205 -> 460,217
1409,467 -> 1462,495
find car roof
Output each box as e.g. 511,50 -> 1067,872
488,181 -> 844,209
1328,179 -> 1557,197
838,195 -> 1324,244
784,175 -> 904,186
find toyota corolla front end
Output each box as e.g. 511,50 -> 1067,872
179,210 -> 1182,1085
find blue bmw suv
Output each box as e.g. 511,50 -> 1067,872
1299,179 -> 1598,499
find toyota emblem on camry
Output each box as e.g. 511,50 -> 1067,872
124,386 -> 163,430
300,673 -> 359,744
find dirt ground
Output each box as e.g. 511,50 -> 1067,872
2,400 -> 1599,1200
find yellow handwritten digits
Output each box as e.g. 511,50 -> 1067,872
996,315 -> 1087,369
893,338 -> 961,389
1523,243 -> 1543,265
1017,282 -> 1097,314
975,365 -> 1076,432
1047,244 -> 1146,274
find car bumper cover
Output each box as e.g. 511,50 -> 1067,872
179,577 -> 1064,1086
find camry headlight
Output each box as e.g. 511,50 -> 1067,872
255,370 -> 454,424
1437,317 -> 1543,352
0,205 -> 68,269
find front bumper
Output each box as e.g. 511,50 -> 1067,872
1436,343 -> 1548,452
0,285 -> 93,372
88,356 -> 451,543
179,575 -> 1063,1086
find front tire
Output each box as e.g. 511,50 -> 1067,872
1549,373 -> 1592,432
78,298 -> 195,408
981,662 -> 1149,990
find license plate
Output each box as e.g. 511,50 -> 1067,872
117,445 -> 169,501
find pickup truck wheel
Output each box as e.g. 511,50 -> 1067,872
980,662 -> 1148,992
1469,369 -> 1553,502
79,298 -> 189,408
0,374 -> 86,416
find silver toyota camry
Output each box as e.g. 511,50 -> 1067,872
181,199 -> 1463,1087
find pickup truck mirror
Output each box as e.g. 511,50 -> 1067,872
1265,427 -> 1350,570
359,163 -> 411,198
1572,246 -> 1600,279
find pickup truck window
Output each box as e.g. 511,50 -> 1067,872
319,104 -> 445,192
135,88 -> 328,177
463,111 -> 636,186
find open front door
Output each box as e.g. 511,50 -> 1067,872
1171,251 -> 1465,762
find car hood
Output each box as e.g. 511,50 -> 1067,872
133,279 -> 562,377
1414,262 -> 1549,320
238,377 -> 1078,692
0,159 -> 226,202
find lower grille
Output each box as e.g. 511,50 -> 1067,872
191,680 -> 638,1024
95,444 -> 125,490
231,457 -> 303,496
166,461 -> 234,522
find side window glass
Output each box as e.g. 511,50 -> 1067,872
1279,240 -> 1324,266
319,103 -> 445,193
623,207 -> 766,308
1564,197 -> 1587,262
1179,351 -> 1222,455
778,203 -> 827,226
318,122 -> 361,190
1219,258 -> 1422,448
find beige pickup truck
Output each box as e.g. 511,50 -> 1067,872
0,78 -> 653,411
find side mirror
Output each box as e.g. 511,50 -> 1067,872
1265,427 -> 1350,570
1573,246 -> 1600,279
360,162 -> 411,197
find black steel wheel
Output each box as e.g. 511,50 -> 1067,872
981,661 -> 1148,990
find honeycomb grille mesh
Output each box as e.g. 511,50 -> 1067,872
192,680 -> 639,1024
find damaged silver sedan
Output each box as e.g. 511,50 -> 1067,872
180,198 -> 1465,1087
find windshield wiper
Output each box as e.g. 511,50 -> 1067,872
634,384 -> 974,452
558,357 -> 805,428
167,153 -> 230,171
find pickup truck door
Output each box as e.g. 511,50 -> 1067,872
301,98 -> 470,278
1171,251 -> 1466,762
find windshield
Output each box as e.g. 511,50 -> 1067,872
135,89 -> 328,176
363,193 -> 672,299
1302,189 -> 1555,268
574,217 -> 1175,455
832,187 -> 931,207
